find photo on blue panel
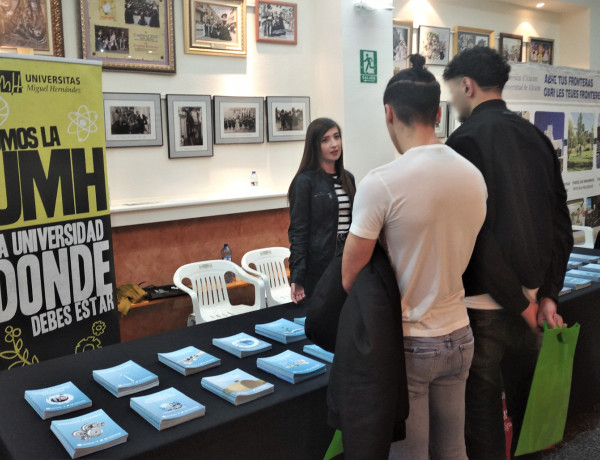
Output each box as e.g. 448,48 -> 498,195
534,111 -> 564,172
567,112 -> 594,172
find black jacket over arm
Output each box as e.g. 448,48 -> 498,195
288,169 -> 355,287
446,99 -> 573,314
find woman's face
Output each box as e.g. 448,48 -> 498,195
319,126 -> 342,164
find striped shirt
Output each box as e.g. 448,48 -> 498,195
332,175 -> 351,235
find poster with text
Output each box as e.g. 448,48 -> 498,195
0,55 -> 120,370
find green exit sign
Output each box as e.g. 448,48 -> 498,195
360,50 -> 377,83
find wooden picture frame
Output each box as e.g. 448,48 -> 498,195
80,0 -> 175,73
453,26 -> 494,56
499,33 -> 523,63
166,94 -> 214,158
418,25 -> 450,66
0,0 -> 64,57
266,96 -> 310,142
184,0 -> 247,57
256,0 -> 297,45
103,93 -> 163,148
529,36 -> 554,65
213,96 -> 264,144
393,19 -> 412,73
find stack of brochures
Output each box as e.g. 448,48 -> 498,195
158,346 -> 221,376
93,360 -> 159,397
255,318 -> 306,344
567,260 -> 583,269
294,317 -> 306,326
577,263 -> 600,274
559,286 -> 572,296
130,387 -> 206,431
566,269 -> 600,282
212,332 -> 272,358
50,409 -> 128,458
563,276 -> 592,290
257,350 -> 327,384
201,368 -> 274,406
569,253 -> 600,263
303,344 -> 335,364
25,381 -> 92,420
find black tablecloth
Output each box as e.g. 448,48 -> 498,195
0,303 -> 334,460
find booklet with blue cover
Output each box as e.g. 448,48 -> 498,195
257,350 -> 327,384
303,344 -> 335,364
201,368 -> 274,406
294,317 -> 306,326
158,346 -> 221,376
255,318 -> 306,344
567,260 -> 583,269
212,332 -> 272,358
566,269 -> 600,282
93,360 -> 159,397
130,387 -> 206,430
50,409 -> 128,458
559,286 -> 572,296
569,253 -> 600,263
562,276 -> 592,290
25,381 -> 92,420
577,263 -> 600,274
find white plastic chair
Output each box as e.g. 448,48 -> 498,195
173,260 -> 266,326
241,247 -> 292,307
572,225 -> 595,249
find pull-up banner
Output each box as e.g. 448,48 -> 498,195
505,63 -> 600,232
0,55 -> 120,370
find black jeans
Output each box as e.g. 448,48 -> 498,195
466,308 -> 540,460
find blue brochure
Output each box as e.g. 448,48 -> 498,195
212,332 -> 272,358
158,346 -> 221,375
567,269 -> 600,282
255,318 -> 306,344
93,360 -> 159,397
201,368 -> 274,405
25,381 -> 92,420
130,387 -> 206,430
303,344 -> 335,364
562,276 -> 592,290
50,409 -> 128,458
294,317 -> 306,326
257,350 -> 327,384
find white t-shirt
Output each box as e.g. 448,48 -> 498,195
350,144 -> 487,337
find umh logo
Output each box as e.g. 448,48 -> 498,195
0,71 -> 23,94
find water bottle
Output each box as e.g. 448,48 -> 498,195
221,244 -> 234,284
250,171 -> 258,186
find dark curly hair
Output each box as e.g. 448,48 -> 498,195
383,54 -> 440,127
443,47 -> 511,90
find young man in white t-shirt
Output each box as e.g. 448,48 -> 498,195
341,54 -> 487,460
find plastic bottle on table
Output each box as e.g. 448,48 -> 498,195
221,244 -> 234,284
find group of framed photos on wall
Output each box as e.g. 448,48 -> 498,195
103,93 -> 310,158
393,21 -> 555,73
0,0 -> 298,71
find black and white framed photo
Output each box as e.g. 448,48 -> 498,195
529,37 -> 554,65
213,96 -> 264,144
266,96 -> 310,142
418,25 -> 450,66
447,104 -> 463,137
499,33 -> 523,63
256,0 -> 297,45
103,93 -> 163,148
435,101 -> 448,138
393,20 -> 413,73
453,26 -> 494,56
166,94 -> 213,158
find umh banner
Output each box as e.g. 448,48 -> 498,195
0,55 -> 120,370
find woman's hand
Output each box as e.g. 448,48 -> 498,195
291,283 -> 306,304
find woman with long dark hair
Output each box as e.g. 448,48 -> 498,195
288,118 -> 356,303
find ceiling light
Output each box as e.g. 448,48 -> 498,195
536,2 -> 545,7
353,0 -> 394,11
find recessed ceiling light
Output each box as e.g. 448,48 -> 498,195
536,2 -> 545,7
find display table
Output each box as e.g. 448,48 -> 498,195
0,303 -> 334,460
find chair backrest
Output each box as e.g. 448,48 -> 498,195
572,225 -> 595,249
242,247 -> 290,290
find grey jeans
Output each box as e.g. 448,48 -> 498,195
389,325 -> 474,460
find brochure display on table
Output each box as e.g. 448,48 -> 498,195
25,382 -> 92,420
158,346 -> 221,376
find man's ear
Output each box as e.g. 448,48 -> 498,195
385,104 -> 394,124
435,105 -> 442,124
462,76 -> 474,97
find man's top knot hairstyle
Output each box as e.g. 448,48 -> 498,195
383,54 -> 441,128
443,46 -> 511,90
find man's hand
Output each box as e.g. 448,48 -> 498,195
521,301 -> 539,333
291,283 -> 305,304
537,297 -> 565,329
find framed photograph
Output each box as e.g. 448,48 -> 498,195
256,1 -> 297,45
213,96 -> 264,144
453,26 -> 494,56
184,0 -> 247,57
499,33 -> 523,63
0,0 -> 64,56
103,93 -> 163,148
393,20 -> 412,73
529,37 -> 554,65
266,96 -> 310,142
80,0 -> 175,73
435,102 -> 448,138
447,104 -> 463,137
418,25 -> 450,66
166,95 -> 213,158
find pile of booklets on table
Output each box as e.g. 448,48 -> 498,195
130,387 -> 206,430
212,332 -> 272,358
302,344 -> 335,364
201,368 -> 274,405
93,360 -> 159,397
158,346 -> 221,376
257,350 -> 327,384
255,318 -> 306,344
25,382 -> 92,420
564,252 -> 600,292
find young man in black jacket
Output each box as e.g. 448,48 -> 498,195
443,47 -> 573,459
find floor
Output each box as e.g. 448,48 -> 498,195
543,404 -> 600,458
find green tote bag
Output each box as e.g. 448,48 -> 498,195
515,322 -> 580,456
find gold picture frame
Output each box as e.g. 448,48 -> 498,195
184,0 -> 247,57
393,19 -> 412,73
453,26 -> 494,56
80,0 -> 176,73
0,0 -> 64,57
